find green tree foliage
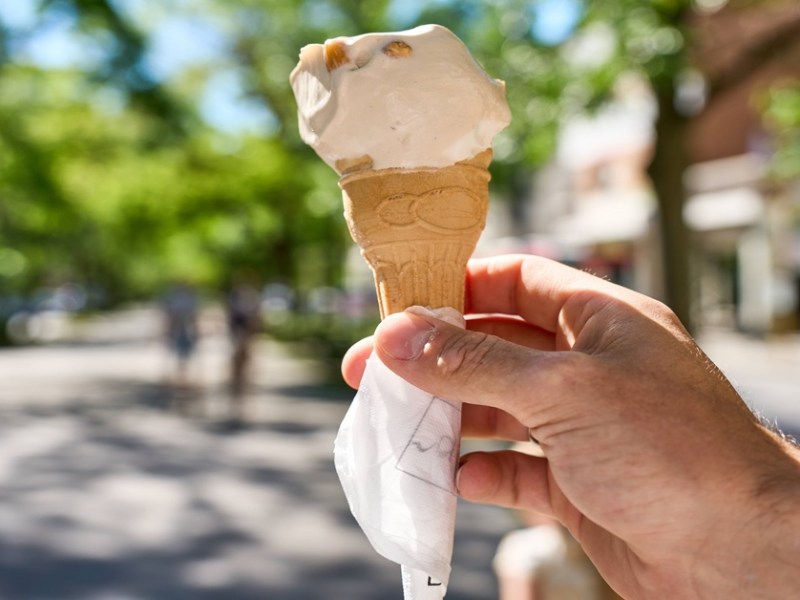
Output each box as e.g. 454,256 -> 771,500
0,0 -> 360,302
759,81 -> 800,182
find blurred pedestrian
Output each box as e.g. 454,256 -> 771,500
162,280 -> 200,388
226,277 -> 262,417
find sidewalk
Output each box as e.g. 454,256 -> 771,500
0,308 -> 514,600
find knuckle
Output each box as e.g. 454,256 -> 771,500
435,330 -> 500,382
645,298 -> 689,333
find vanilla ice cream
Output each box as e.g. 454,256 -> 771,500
290,24 -> 510,173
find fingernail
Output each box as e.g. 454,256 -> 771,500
376,311 -> 435,360
455,456 -> 468,494
407,305 -> 465,328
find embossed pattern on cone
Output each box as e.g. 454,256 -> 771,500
340,150 -> 492,318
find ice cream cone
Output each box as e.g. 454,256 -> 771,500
340,149 -> 492,318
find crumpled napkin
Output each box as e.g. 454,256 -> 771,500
334,309 -> 464,599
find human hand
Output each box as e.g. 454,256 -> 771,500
342,255 -> 800,599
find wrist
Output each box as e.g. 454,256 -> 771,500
753,439 -> 800,595
699,437 -> 800,599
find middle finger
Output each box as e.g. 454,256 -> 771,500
461,403 -> 529,441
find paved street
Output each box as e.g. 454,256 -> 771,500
0,309 -> 798,600
0,308 -> 515,600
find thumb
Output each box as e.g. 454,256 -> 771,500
374,307 -> 572,424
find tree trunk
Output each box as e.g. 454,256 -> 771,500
648,85 -> 694,332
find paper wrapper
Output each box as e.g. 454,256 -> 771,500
334,152 -> 491,599
334,338 -> 462,599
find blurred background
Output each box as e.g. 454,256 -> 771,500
0,0 -> 798,598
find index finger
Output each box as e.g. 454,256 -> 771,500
465,255 -> 643,333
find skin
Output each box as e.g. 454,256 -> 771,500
342,254 -> 800,600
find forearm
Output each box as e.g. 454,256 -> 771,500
696,437 -> 800,599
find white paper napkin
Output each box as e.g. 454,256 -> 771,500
334,311 -> 463,599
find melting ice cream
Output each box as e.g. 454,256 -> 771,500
290,24 -> 510,173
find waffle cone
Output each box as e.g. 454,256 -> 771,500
340,150 -> 492,318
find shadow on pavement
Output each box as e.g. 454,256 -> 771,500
0,366 -> 511,600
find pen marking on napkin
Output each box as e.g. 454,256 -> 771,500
396,396 -> 461,494
427,577 -> 442,586
410,435 -> 456,456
